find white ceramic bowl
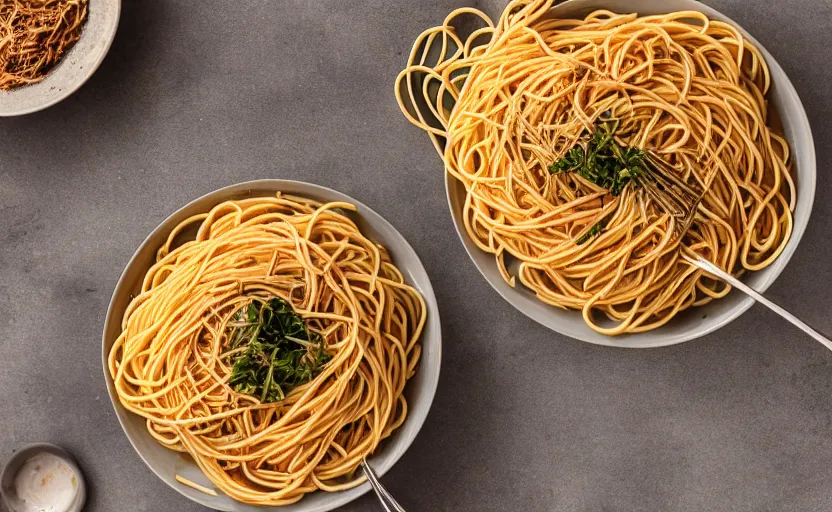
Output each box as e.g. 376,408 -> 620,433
0,0 -> 121,117
102,180 -> 442,511
445,0 -> 815,348
0,444 -> 86,512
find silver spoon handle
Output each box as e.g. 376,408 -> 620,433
361,459 -> 406,512
683,254 -> 832,351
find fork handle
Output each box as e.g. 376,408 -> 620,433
683,254 -> 832,352
361,460 -> 407,512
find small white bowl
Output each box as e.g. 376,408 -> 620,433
102,180 -> 442,511
0,0 -> 121,117
445,0 -> 815,348
0,443 -> 86,512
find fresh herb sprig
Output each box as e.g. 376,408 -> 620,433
223,298 -> 330,403
548,119 -> 645,197
576,221 -> 605,245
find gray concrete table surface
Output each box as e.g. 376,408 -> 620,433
1,0 -> 831,510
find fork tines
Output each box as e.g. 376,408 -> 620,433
638,150 -> 705,240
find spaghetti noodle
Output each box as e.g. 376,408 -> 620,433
396,0 -> 794,334
108,194 -> 425,505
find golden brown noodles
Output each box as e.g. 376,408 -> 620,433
396,0 -> 794,334
108,195 -> 425,505
0,0 -> 88,90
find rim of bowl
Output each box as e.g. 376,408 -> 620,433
0,0 -> 121,117
101,179 -> 442,511
443,0 -> 816,348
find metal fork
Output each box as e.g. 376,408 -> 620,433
361,459 -> 407,512
641,152 -> 832,351
637,149 -> 703,240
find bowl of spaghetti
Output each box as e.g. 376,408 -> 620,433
102,180 -> 441,511
396,0 -> 815,347
0,0 -> 120,116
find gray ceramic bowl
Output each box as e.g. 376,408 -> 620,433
0,443 -> 86,512
0,0 -> 121,117
446,0 -> 816,348
101,180 -> 442,511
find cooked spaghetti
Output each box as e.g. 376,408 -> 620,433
0,0 -> 88,90
108,194 -> 425,505
396,0 -> 794,334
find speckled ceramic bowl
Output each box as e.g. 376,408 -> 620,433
0,443 -> 86,512
0,0 -> 121,117
444,0 -> 815,348
102,180 -> 442,512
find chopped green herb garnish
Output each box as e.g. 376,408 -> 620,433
548,119 -> 645,196
576,221 -> 604,245
549,145 -> 586,174
223,298 -> 330,403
